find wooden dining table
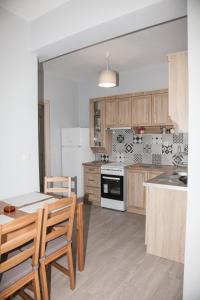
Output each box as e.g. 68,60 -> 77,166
0,192 -> 85,272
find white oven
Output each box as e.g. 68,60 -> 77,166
101,163 -> 127,211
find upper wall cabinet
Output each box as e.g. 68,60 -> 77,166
105,97 -> 118,128
105,96 -> 132,128
151,92 -> 172,126
168,51 -> 188,132
89,99 -> 112,153
132,91 -> 171,127
132,95 -> 152,126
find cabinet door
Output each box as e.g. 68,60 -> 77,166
127,171 -> 147,214
168,51 -> 188,131
118,97 -> 132,127
105,98 -> 118,128
89,99 -> 112,153
132,95 -> 152,126
151,93 -> 172,125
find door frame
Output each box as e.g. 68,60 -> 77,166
38,100 -> 51,177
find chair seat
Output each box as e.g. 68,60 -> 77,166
45,235 -> 69,257
0,250 -> 33,292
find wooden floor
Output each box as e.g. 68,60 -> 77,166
49,205 -> 184,300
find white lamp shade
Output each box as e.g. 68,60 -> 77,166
98,69 -> 117,87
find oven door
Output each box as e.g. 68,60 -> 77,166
101,174 -> 123,201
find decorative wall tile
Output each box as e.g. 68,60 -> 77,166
162,154 -> 173,165
162,134 -> 173,144
116,144 -> 124,153
142,154 -> 152,164
133,154 -> 142,163
110,129 -> 188,166
117,134 -> 124,143
172,153 -> 184,166
151,144 -> 162,155
112,144 -> 116,152
143,144 -> 152,154
124,143 -> 134,153
183,133 -> 188,145
162,144 -> 173,154
133,144 -> 143,153
133,135 -> 143,144
143,135 -> 152,144
173,133 -> 184,144
101,154 -> 109,162
152,154 -> 162,165
152,134 -> 162,144
184,144 -> 188,155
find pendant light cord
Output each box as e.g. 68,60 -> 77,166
106,51 -> 110,71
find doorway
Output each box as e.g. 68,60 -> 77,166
38,101 -> 51,192
38,103 -> 45,191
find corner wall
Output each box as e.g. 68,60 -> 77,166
0,8 -> 39,197
183,0 -> 200,299
44,72 -> 79,176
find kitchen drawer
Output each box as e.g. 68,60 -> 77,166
85,173 -> 100,187
85,186 -> 101,204
84,166 -> 100,174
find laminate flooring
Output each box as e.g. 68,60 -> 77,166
50,205 -> 184,300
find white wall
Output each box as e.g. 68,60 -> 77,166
78,63 -> 168,127
44,72 -> 79,176
30,0 -> 187,60
183,1 -> 200,299
0,7 -> 39,198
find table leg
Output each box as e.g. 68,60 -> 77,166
76,202 -> 84,271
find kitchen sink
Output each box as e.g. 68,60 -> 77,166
172,171 -> 187,177
154,170 -> 188,186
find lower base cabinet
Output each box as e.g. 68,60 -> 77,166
127,169 -> 163,215
83,165 -> 101,206
145,187 -> 187,263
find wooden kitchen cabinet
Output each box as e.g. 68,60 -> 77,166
151,93 -> 172,126
168,51 -> 188,132
118,96 -> 132,127
84,165 -> 101,206
105,98 -> 118,128
105,95 -> 132,128
132,95 -> 152,126
145,187 -> 187,263
127,169 -> 163,215
127,170 -> 148,215
89,99 -> 112,153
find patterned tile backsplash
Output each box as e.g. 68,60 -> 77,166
98,129 -> 188,166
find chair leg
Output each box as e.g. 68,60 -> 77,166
40,262 -> 49,300
67,245 -> 75,290
33,270 -> 41,300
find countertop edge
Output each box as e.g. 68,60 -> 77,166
143,182 -> 187,191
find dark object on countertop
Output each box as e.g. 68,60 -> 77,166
4,205 -> 16,213
179,176 -> 187,185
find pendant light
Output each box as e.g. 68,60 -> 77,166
98,52 -> 118,88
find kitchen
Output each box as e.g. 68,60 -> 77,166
39,17 -> 188,298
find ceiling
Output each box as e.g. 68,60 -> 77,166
43,18 -> 187,82
0,0 -> 71,21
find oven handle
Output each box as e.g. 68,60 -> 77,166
102,176 -> 121,181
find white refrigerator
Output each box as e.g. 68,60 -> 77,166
61,128 -> 94,197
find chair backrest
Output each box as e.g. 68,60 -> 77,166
44,176 -> 72,197
40,194 -> 76,258
0,209 -> 42,275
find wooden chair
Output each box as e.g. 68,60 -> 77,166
39,195 -> 76,300
44,176 -> 72,197
0,210 -> 42,300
